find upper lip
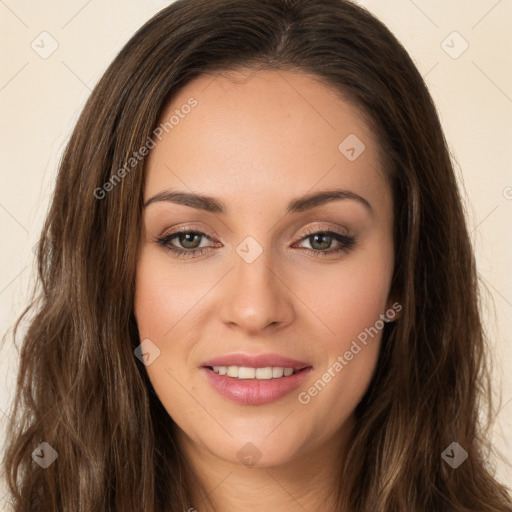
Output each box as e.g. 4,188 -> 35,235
201,353 -> 311,370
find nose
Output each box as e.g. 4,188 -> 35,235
219,246 -> 295,335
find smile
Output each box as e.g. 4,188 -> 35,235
202,366 -> 312,405
208,365 -> 297,379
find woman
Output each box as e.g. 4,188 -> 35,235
3,0 -> 511,510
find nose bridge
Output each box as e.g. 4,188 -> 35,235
219,235 -> 293,333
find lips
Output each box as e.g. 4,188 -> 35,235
201,353 -> 311,371
201,365 -> 313,405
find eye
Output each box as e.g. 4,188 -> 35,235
156,228 -> 218,259
155,226 -> 356,259
293,227 -> 356,257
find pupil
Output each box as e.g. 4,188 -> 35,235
312,234 -> 331,250
177,233 -> 333,251
181,233 -> 200,248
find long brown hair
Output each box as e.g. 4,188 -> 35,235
3,0 -> 511,510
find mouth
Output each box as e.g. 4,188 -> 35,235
201,353 -> 311,373
201,364 -> 313,405
204,365 -> 309,380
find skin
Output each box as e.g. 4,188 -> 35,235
134,68 -> 397,511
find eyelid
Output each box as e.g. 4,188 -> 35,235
159,222 -> 350,244
296,223 -> 351,240
155,221 -> 357,258
159,224 -> 217,240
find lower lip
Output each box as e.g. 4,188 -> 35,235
201,366 -> 313,405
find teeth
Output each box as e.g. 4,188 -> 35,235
211,365 -> 296,379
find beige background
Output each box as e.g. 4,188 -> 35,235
1,0 -> 511,505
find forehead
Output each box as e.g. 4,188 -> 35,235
144,69 -> 388,213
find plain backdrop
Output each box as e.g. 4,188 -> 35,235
1,0 -> 511,504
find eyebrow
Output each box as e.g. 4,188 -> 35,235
143,188 -> 373,215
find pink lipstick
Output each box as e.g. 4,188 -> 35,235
200,352 -> 313,405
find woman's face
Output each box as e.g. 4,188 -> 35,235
134,69 -> 395,469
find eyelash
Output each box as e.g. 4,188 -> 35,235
155,226 -> 356,259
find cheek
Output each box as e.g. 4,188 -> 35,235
295,245 -> 392,417
133,249 -> 207,341
133,250 -> 201,418
133,249 -> 197,386
300,248 -> 393,346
